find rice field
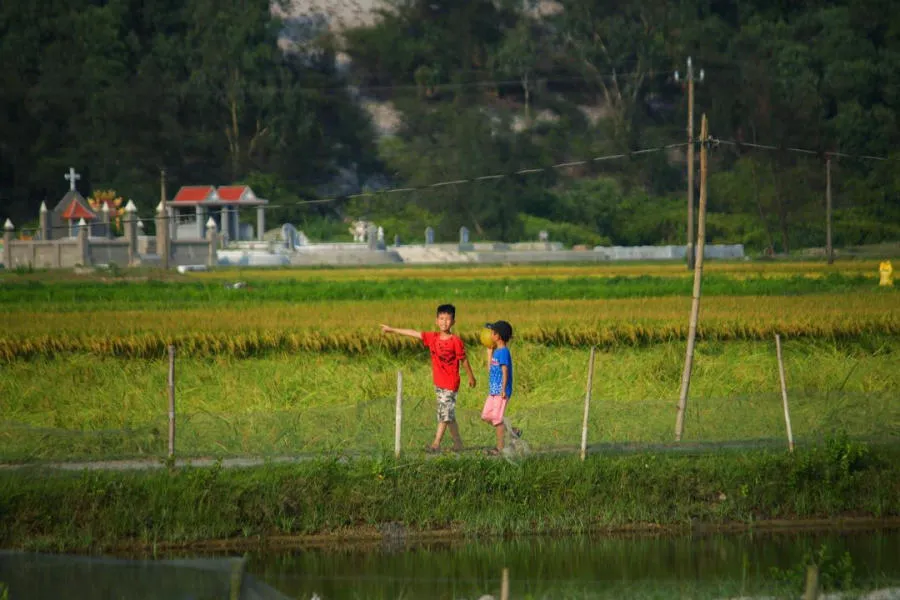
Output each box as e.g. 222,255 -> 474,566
0,260 -> 896,462
0,293 -> 895,360
0,259 -> 888,285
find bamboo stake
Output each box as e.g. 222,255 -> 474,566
775,334 -> 795,452
229,557 -> 246,600
580,347 -> 596,461
500,567 -> 510,600
675,114 -> 709,441
394,370 -> 403,458
167,344 -> 176,458
803,564 -> 819,600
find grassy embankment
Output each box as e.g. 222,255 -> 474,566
1,439 -> 898,552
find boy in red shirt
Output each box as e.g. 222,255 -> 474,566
381,304 -> 476,453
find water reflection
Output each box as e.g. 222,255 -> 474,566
246,530 -> 900,599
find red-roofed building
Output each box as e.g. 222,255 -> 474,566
216,185 -> 266,205
60,197 -> 96,221
170,185 -> 268,241
48,167 -> 120,239
172,186 -> 216,204
52,190 -> 99,238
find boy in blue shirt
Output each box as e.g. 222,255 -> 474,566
480,320 -> 519,455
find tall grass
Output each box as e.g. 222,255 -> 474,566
2,339 -> 896,462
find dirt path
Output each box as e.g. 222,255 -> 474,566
0,438 -> 801,471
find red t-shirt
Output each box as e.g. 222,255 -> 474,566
421,331 -> 467,391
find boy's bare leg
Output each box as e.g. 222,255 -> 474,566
431,422 -> 448,449
494,424 -> 505,450
448,422 -> 463,451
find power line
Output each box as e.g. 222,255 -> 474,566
12,141 -> 688,231
13,136 -> 894,232
290,142 -> 688,206
717,140 -> 891,162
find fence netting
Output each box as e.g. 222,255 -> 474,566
0,552 -> 289,600
1,391 -> 895,465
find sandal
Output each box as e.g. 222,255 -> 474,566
424,445 -> 441,454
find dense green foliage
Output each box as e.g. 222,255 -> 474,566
1,440 -> 897,552
0,0 -> 378,228
345,0 -> 900,248
2,0 -> 899,249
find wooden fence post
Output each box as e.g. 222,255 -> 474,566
803,564 -> 819,600
500,567 -> 509,600
395,370 -> 403,458
580,347 -> 596,461
168,344 -> 176,459
775,334 -> 795,452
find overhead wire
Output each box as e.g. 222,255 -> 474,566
14,131 -> 897,232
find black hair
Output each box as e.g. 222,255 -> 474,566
487,320 -> 513,342
436,304 -> 456,318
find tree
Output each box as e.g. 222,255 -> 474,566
489,17 -> 551,125
552,0 -> 671,150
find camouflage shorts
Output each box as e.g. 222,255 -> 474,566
435,387 -> 458,423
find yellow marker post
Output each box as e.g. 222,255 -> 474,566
879,261 -> 894,287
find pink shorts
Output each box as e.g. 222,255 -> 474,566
481,395 -> 507,426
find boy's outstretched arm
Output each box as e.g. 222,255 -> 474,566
461,357 -> 476,388
380,324 -> 421,339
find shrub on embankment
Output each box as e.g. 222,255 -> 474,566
1,439 -> 897,552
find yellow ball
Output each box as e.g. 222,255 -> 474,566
479,328 -> 495,348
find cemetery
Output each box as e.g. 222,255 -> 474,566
0,168 -> 745,270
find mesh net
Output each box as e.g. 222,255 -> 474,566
0,391 -> 896,465
0,552 -> 290,600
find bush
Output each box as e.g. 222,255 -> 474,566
520,214 -> 610,247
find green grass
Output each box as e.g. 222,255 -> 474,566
1,339 -> 896,462
0,273 -> 890,310
1,439 -> 897,552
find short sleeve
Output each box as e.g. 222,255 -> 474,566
455,336 -> 466,360
496,347 -> 511,367
421,331 -> 435,348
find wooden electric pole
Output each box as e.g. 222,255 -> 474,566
675,114 -> 709,442
675,58 -> 704,270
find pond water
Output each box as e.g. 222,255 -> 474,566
247,528 -> 900,599
2,529 -> 899,599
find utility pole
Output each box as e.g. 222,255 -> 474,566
157,168 -> 170,270
675,58 -> 704,270
675,114 -> 710,442
825,157 -> 833,265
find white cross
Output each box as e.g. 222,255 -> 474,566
64,167 -> 81,192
